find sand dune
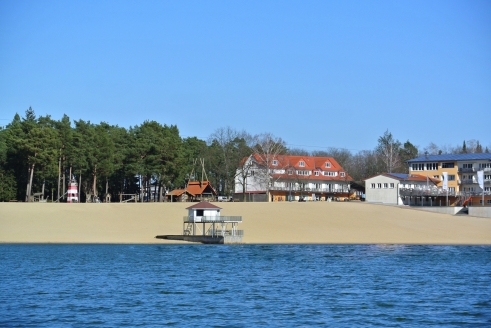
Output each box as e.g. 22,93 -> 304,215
1,202 -> 490,244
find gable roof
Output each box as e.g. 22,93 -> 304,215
407,153 -> 491,163
167,189 -> 194,197
185,180 -> 217,196
250,154 -> 353,181
186,201 -> 222,210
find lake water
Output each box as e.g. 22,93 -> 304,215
1,244 -> 490,327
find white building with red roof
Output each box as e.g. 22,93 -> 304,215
235,154 -> 354,202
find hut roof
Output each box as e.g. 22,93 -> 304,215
186,180 -> 217,196
186,201 -> 222,210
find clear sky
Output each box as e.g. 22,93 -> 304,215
1,0 -> 490,152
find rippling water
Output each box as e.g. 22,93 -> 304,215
1,244 -> 490,327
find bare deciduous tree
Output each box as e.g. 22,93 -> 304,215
376,130 -> 401,173
251,133 -> 286,201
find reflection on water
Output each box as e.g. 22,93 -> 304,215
1,244 -> 490,327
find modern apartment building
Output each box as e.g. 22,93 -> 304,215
406,153 -> 491,205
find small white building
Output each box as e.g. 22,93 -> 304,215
186,201 -> 221,222
364,173 -> 440,205
183,201 -> 243,243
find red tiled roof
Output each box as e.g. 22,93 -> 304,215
251,154 -> 353,181
167,189 -> 194,197
186,201 -> 222,210
185,180 -> 217,196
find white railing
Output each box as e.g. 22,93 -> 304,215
208,230 -> 244,237
269,186 -> 349,193
183,216 -> 242,223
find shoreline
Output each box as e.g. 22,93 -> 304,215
1,202 -> 490,245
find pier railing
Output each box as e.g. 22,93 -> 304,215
209,230 -> 244,237
183,216 -> 242,223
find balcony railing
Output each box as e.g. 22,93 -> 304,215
183,216 -> 242,223
458,168 -> 475,173
399,188 -> 491,197
269,186 -> 349,193
399,188 -> 457,197
459,179 -> 491,185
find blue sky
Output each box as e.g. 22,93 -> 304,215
1,0 -> 490,152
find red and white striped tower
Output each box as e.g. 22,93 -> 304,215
67,180 -> 78,203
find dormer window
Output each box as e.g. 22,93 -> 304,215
325,162 -> 331,168
287,170 -> 293,175
314,171 -> 319,176
299,161 -> 305,167
340,172 -> 345,177
272,160 -> 278,166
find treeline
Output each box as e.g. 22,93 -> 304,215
0,108 -> 488,202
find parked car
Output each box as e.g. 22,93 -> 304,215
217,196 -> 232,202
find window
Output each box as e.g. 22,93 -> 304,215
426,163 -> 438,170
371,183 -> 375,189
314,171 -> 319,176
296,170 -> 310,176
485,175 -> 491,180
479,163 -> 491,169
340,172 -> 345,177
383,183 -> 388,189
323,171 -> 336,176
272,160 -> 278,166
390,183 -> 394,188
485,187 -> 491,192
463,163 -> 473,169
448,175 -> 455,181
487,200 -> 491,204
449,187 -> 455,192
377,183 -> 382,189
251,171 -> 254,176
412,163 -> 424,171
433,175 -> 439,179
325,162 -> 331,168
299,161 -> 305,167
442,163 -> 455,168
287,170 -> 292,175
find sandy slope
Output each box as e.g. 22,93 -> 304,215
0,202 -> 490,244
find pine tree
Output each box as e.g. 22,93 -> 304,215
476,141 -> 483,153
462,140 -> 467,154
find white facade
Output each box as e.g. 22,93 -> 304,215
365,174 -> 433,205
365,175 -> 402,205
188,208 -> 220,222
234,155 -> 349,196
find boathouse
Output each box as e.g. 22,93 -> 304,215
156,201 -> 243,244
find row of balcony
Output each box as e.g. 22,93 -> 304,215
458,180 -> 491,185
458,167 -> 491,173
399,188 -> 491,197
269,186 -> 349,193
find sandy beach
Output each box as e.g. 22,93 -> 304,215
0,202 -> 490,244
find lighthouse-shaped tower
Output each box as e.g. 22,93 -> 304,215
67,180 -> 79,203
